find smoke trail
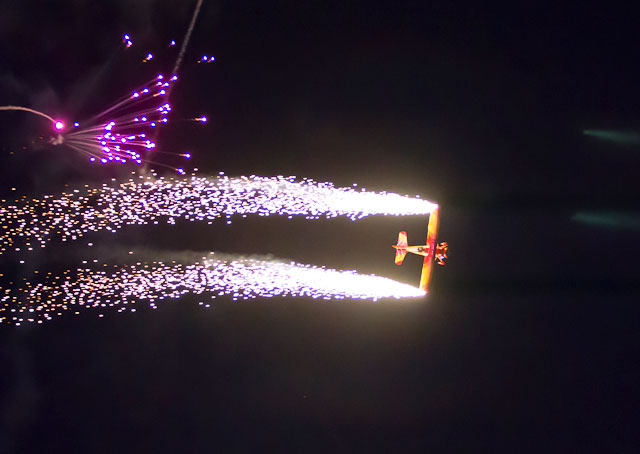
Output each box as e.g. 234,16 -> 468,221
141,0 -> 204,175
0,106 -> 56,124
572,211 -> 640,231
172,0 -> 204,76
0,254 -> 425,325
0,174 -> 438,255
583,129 -> 640,145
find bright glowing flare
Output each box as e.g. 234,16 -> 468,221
59,73 -> 194,170
0,174 -> 438,255
0,256 -> 425,325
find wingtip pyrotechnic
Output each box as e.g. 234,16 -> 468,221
0,256 -> 426,326
0,174 -> 439,257
0,174 -> 436,326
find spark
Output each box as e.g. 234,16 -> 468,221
59,74 -> 194,168
0,256 -> 425,325
141,0 -> 204,176
4,25 -> 206,171
0,174 -> 438,255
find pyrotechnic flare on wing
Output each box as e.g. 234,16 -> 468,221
0,174 -> 438,256
393,207 -> 448,292
0,255 -> 425,326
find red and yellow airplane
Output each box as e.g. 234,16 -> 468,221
393,207 -> 448,292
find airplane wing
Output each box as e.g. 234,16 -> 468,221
426,207 -> 439,250
418,207 -> 440,291
419,256 -> 433,292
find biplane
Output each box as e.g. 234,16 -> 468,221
393,207 -> 448,292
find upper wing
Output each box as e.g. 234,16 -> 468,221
419,208 -> 440,291
419,255 -> 433,292
426,207 -> 439,252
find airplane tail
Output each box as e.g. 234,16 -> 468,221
394,231 -> 408,265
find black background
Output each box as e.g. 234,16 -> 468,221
1,1 -> 639,452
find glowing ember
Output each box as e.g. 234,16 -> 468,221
59,74 -> 203,170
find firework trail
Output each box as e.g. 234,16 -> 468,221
0,255 -> 425,325
0,174 -> 437,255
141,0 -> 205,175
0,106 -> 59,126
61,73 -> 193,167
1,75 -> 203,169
3,17 -> 208,171
172,0 -> 205,76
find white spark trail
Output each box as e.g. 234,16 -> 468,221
0,256 -> 425,325
0,174 -> 438,255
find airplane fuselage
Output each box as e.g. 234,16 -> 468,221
392,244 -> 432,258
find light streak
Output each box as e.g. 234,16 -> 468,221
60,74 -> 202,168
0,256 -> 425,325
583,129 -> 640,145
1,80 -> 203,170
171,0 -> 204,76
0,174 -> 438,255
0,105 -> 58,125
141,0 -> 204,176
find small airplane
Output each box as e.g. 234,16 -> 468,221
393,207 -> 448,292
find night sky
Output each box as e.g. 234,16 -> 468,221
1,1 -> 639,452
